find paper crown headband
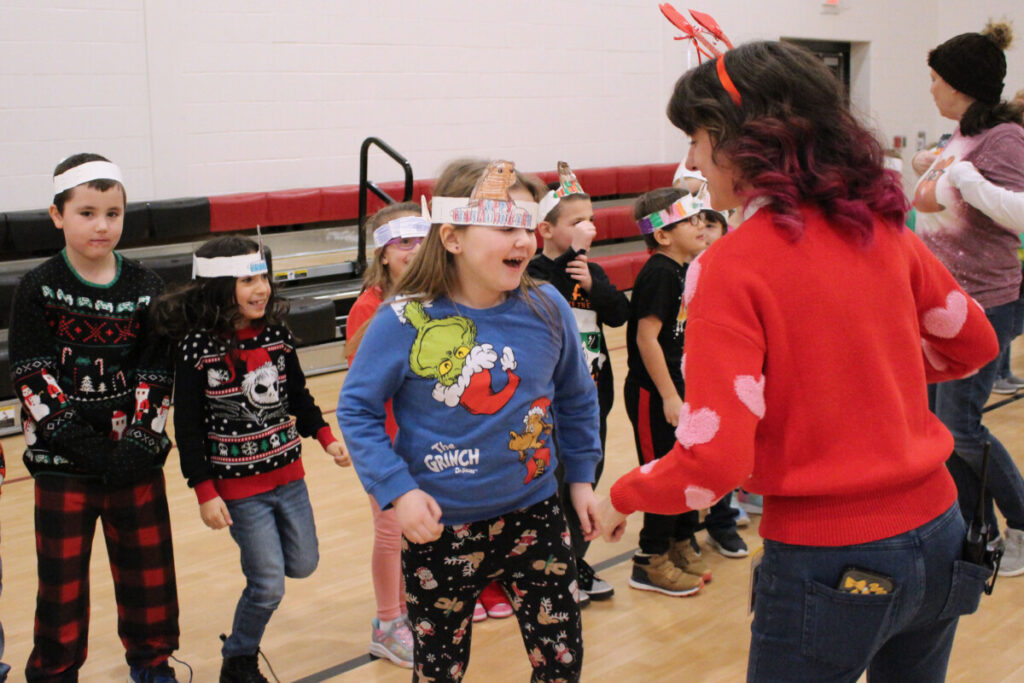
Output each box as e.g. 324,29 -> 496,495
426,160 -> 538,230
693,182 -> 728,223
538,161 -> 586,221
192,227 -> 269,279
373,215 -> 430,249
637,194 -> 704,234
53,161 -> 124,196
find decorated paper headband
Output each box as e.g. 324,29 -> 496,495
373,215 -> 430,249
694,182 -> 728,223
637,194 -> 704,234
426,160 -> 538,230
53,161 -> 124,196
538,161 -> 587,221
192,227 -> 269,279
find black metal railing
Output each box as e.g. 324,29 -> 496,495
357,137 -> 413,273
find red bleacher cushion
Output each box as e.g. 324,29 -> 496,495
320,184 -> 360,222
616,165 -> 652,195
535,170 -> 558,186
576,167 -> 617,198
593,205 -> 637,241
209,193 -> 268,233
649,163 -> 678,189
266,188 -> 323,227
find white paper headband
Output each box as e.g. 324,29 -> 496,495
192,252 -> 268,279
373,215 -> 430,249
53,161 -> 124,196
427,196 -> 539,230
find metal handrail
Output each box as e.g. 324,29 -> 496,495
357,137 -> 414,274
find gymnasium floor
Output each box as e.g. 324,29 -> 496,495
2,326 -> 1024,682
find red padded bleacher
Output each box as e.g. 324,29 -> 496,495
266,188 -> 323,227
591,251 -> 649,292
320,184 -> 360,222
209,192 -> 268,233
593,205 -> 636,241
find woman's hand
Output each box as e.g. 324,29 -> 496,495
595,497 -> 629,542
326,441 -> 351,467
394,488 -> 444,543
569,482 -> 601,541
200,496 -> 232,530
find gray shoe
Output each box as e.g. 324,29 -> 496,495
991,378 -> 1019,395
1005,373 -> 1024,388
998,528 -> 1024,577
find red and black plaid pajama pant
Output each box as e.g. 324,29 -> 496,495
26,471 -> 179,682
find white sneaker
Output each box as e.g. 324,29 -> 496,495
998,528 -> 1024,577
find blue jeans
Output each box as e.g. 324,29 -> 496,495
748,504 -> 988,682
931,300 -> 1024,531
222,479 -> 319,657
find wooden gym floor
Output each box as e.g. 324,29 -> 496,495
1,326 -> 1023,682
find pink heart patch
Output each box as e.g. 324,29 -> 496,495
683,258 -> 701,307
640,461 -> 657,475
923,291 -> 967,339
675,403 -> 720,448
734,374 -> 765,419
684,485 -> 717,509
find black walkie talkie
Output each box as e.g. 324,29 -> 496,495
963,441 -> 1003,593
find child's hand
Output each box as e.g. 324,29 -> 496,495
569,482 -> 601,541
565,254 -> 593,292
596,497 -> 628,542
200,496 -> 232,530
570,220 -> 597,253
663,393 -> 683,427
326,441 -> 351,467
394,488 -> 444,544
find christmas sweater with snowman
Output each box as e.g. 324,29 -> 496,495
173,324 -> 336,503
9,250 -> 173,482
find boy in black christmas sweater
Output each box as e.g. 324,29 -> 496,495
527,162 -> 629,601
9,154 -> 180,682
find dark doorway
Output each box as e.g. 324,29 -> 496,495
782,38 -> 851,95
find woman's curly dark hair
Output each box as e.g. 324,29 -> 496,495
152,236 -> 289,343
667,41 -> 907,243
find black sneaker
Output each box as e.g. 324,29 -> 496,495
707,528 -> 749,558
128,663 -> 177,682
220,654 -> 269,683
577,558 -> 614,600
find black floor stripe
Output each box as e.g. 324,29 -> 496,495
982,390 -> 1024,413
293,547 -> 639,681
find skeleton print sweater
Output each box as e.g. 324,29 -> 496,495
173,324 -> 336,503
9,251 -> 173,484
610,205 -> 999,546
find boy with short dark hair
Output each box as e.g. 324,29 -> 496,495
527,162 -> 629,601
10,153 -> 180,682
624,187 -> 712,596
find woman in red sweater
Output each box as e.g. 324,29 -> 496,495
598,41 -> 999,680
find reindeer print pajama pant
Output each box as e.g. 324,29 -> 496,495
401,495 -> 583,683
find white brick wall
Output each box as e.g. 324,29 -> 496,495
1,0 -> 1020,210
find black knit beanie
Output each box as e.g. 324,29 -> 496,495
928,22 -> 1012,104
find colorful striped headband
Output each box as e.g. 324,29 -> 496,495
637,194 -> 704,235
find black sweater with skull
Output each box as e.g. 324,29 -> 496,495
173,324 -> 335,503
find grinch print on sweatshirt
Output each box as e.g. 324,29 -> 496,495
338,285 -> 602,525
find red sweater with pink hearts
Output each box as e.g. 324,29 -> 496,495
610,205 -> 999,546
